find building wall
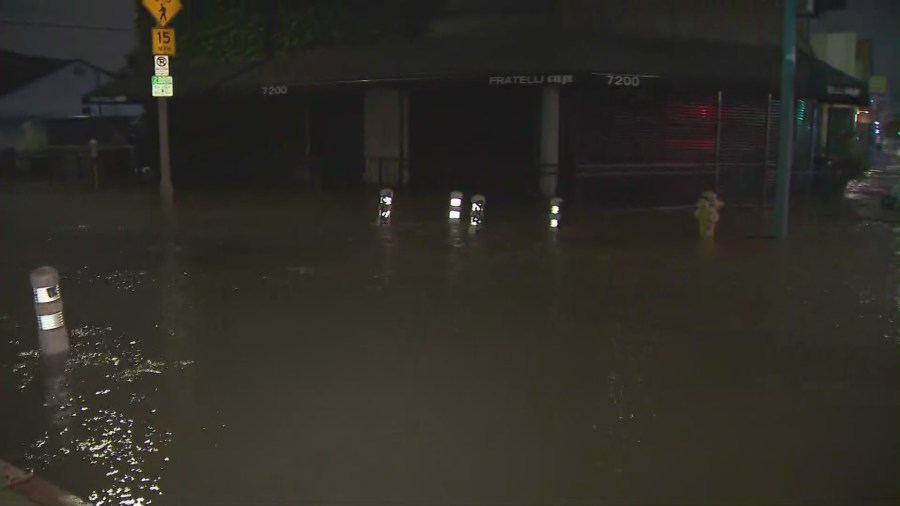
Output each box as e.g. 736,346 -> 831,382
811,32 -> 860,78
430,0 -> 794,47
569,0 -> 786,45
363,89 -> 409,186
855,38 -> 872,81
0,62 -> 142,119
430,0 -> 553,36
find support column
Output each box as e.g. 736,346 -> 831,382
772,0 -> 797,239
364,89 -> 409,187
819,104 -> 830,156
539,86 -> 560,198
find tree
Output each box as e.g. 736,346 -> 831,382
128,0 -> 444,65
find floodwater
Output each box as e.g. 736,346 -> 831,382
1,166 -> 898,505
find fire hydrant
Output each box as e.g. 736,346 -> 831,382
694,191 -> 724,239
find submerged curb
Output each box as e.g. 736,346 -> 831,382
1,459 -> 90,506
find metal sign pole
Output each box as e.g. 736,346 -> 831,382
158,96 -> 173,199
773,0 -> 797,239
143,0 -> 180,203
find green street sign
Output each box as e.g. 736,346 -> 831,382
151,75 -> 173,97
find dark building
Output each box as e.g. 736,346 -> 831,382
86,0 -> 867,206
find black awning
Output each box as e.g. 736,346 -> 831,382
810,59 -> 869,106
221,33 -> 586,92
89,34 -> 860,103
219,33 -> 807,95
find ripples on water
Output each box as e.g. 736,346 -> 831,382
10,324 -> 194,505
70,268 -> 149,293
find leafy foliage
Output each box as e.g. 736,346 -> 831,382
129,0 -> 444,64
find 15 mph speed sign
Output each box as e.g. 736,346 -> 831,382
154,55 -> 170,76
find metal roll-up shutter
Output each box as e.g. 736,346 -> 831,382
573,87 -> 718,207
718,95 -> 770,206
763,98 -> 781,207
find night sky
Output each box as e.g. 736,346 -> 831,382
0,0 -> 135,72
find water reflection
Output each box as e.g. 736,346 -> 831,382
446,222 -> 465,290
71,268 -> 148,293
22,325 -> 179,505
1,182 -> 897,504
377,225 -> 395,287
695,237 -> 719,259
158,202 -> 200,445
41,351 -> 73,430
11,194 -> 197,506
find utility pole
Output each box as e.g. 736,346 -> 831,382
773,0 -> 797,239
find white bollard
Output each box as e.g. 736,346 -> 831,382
469,194 -> 485,230
448,191 -> 463,221
549,197 -> 563,229
378,188 -> 393,225
30,266 -> 69,356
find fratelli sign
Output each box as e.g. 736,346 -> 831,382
489,74 -> 574,86
827,85 -> 862,97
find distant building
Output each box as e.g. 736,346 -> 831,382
812,33 -> 861,79
810,31 -> 883,155
0,51 -> 143,151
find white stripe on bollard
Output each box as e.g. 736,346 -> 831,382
33,285 -> 61,303
379,188 -> 394,225
37,312 -> 65,331
30,266 -> 69,356
549,197 -> 563,229
449,191 -> 463,222
469,194 -> 485,230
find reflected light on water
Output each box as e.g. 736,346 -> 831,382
71,267 -> 148,293
11,324 -> 195,506
28,406 -> 171,506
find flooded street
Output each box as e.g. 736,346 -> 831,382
1,171 -> 898,505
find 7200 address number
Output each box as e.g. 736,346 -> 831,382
261,85 -> 288,95
606,74 -> 641,87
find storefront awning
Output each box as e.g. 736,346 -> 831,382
810,59 -> 869,106
86,32 -> 870,106
218,33 -> 812,95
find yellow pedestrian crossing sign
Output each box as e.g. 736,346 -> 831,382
142,0 -> 182,27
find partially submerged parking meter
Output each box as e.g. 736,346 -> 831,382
378,188 -> 393,225
469,194 -> 485,231
549,197 -> 563,229
449,191 -> 463,221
